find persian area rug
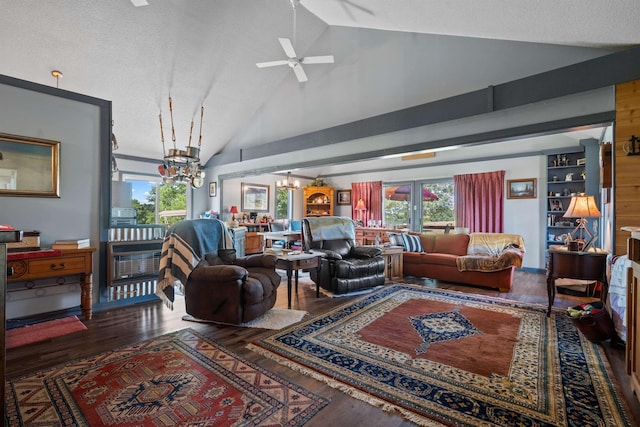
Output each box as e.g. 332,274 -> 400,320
182,308 -> 308,330
6,316 -> 87,349
6,328 -> 329,426
248,283 -> 633,426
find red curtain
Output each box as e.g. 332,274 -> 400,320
351,181 -> 382,224
453,171 -> 505,233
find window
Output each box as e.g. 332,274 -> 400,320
383,180 -> 454,232
275,187 -> 293,220
419,180 -> 454,233
119,175 -> 187,226
383,182 -> 412,229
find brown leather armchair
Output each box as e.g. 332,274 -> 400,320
156,219 -> 281,324
185,249 -> 281,324
302,217 -> 385,295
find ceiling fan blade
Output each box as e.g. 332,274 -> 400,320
278,38 -> 297,58
292,64 -> 308,82
301,55 -> 334,64
256,60 -> 288,68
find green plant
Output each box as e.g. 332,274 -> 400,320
309,177 -> 326,186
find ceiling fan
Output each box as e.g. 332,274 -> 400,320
256,0 -> 334,83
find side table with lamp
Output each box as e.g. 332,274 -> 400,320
546,194 -> 607,316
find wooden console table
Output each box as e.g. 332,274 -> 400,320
7,247 -> 96,320
546,246 -> 608,316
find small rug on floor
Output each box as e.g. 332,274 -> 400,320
182,308 -> 307,329
5,328 -> 329,426
249,283 -> 633,426
6,316 -> 87,349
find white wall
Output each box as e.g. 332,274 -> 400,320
0,82 -> 102,318
329,155 -> 544,270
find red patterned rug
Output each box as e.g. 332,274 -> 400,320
5,328 -> 329,426
6,316 -> 87,349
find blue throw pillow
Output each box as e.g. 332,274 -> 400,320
387,232 -> 403,246
401,233 -> 423,252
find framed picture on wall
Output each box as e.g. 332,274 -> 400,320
507,178 -> 537,199
241,182 -> 269,212
209,181 -> 217,197
0,133 -> 60,197
336,189 -> 351,205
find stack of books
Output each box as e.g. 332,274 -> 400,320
51,238 -> 90,250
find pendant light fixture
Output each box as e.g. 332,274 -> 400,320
157,97 -> 206,189
276,171 -> 300,190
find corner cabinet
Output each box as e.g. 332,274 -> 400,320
544,140 -> 601,252
545,150 -> 587,247
303,186 -> 334,217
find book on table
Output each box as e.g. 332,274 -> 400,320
51,238 -> 90,249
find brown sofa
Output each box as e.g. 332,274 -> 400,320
401,232 -> 525,291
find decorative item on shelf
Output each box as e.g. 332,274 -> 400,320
563,195 -> 601,250
228,205 -> 239,228
309,177 -> 326,186
276,171 -> 300,190
565,173 -> 574,181
157,96 -> 206,189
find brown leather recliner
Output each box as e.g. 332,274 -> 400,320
157,219 -> 280,324
302,216 -> 385,295
185,249 -> 281,324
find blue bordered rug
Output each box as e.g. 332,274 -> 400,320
248,283 -> 633,426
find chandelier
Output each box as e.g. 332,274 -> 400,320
276,171 -> 300,190
157,97 -> 206,189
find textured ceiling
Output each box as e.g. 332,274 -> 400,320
0,0 -> 637,171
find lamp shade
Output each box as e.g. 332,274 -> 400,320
563,195 -> 601,219
229,205 -> 239,214
355,199 -> 366,210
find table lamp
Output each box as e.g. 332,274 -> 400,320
563,195 -> 601,249
355,198 -> 366,224
228,205 -> 239,228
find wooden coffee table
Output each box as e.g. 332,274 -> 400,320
276,252 -> 321,308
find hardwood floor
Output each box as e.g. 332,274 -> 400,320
6,271 -> 640,426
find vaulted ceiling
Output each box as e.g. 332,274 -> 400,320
1,0 -> 638,177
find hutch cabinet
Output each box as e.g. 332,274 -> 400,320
303,186 -> 334,217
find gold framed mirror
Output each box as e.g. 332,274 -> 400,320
0,133 -> 60,197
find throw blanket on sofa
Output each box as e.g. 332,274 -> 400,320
156,219 -> 233,309
306,216 -> 355,241
456,233 -> 525,272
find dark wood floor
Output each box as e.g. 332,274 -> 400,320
6,271 -> 640,426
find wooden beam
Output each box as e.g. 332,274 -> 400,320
401,152 -> 436,161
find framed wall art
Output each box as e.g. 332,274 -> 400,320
241,182 -> 269,212
209,181 -> 217,197
336,189 -> 352,205
0,133 -> 60,197
506,178 -> 537,199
